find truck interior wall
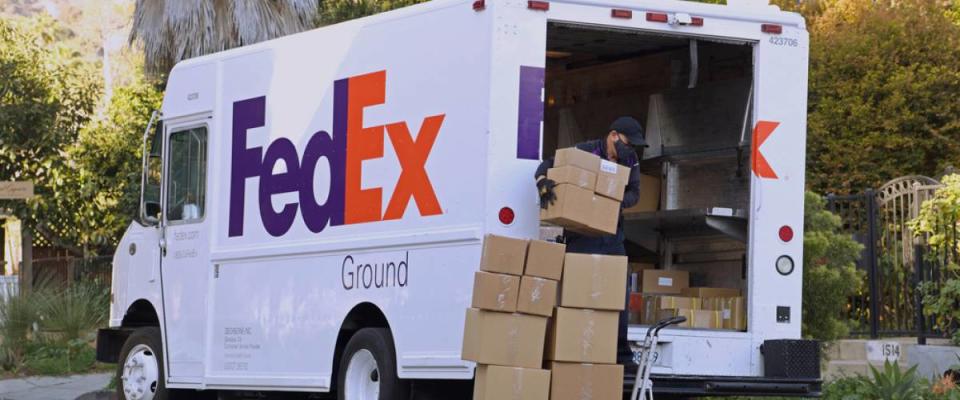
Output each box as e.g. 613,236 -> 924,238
543,23 -> 755,330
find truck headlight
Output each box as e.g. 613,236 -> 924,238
776,255 -> 794,276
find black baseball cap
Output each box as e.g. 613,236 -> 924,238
609,116 -> 647,147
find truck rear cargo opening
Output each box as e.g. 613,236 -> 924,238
543,22 -> 754,332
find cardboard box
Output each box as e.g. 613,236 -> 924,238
703,297 -> 746,330
474,365 -> 550,400
641,270 -> 689,294
471,271 -> 520,312
624,173 -> 661,213
541,185 -> 620,236
548,166 -> 597,190
546,308 -> 619,363
462,309 -> 547,368
548,362 -> 624,400
524,239 -> 565,281
554,147 -> 600,173
595,159 -> 630,201
658,308 -> 721,329
642,295 -> 701,324
517,276 -> 558,317
589,194 -> 620,236
560,254 -> 628,311
479,234 -> 528,276
540,184 -> 593,232
682,287 -> 742,298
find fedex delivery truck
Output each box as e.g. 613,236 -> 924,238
97,0 -> 820,398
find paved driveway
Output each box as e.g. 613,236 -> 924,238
0,373 -> 112,400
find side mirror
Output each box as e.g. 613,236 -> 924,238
144,201 -> 161,224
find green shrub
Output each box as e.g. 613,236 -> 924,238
22,339 -> 96,376
908,174 -> 960,345
34,281 -> 109,342
0,292 -> 40,370
803,192 -> 865,342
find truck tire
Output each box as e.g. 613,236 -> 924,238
337,328 -> 409,400
116,327 -> 168,400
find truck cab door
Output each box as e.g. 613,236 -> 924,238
160,119 -> 212,382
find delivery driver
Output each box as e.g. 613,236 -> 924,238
534,116 -> 645,365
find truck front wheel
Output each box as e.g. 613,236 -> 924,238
337,328 -> 409,400
117,327 -> 168,400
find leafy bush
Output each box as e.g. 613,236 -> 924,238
908,174 -> 960,345
0,293 -> 39,370
803,192 -> 865,342
22,339 -> 96,376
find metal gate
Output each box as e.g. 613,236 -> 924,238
826,176 -> 943,339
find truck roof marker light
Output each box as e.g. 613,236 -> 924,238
528,1 -> 549,11
779,225 -> 794,242
646,12 -> 669,23
612,9 -> 633,19
762,24 -> 783,34
691,17 -> 704,26
499,207 -> 515,225
472,0 -> 485,11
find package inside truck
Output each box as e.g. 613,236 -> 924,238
543,23 -> 755,331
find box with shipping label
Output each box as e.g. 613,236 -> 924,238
462,309 -> 547,368
479,234 -> 528,276
641,270 -> 689,294
554,147 -> 601,173
702,297 -> 746,330
540,184 -> 594,234
623,173 -> 661,214
658,308 -> 721,329
560,253 -> 628,311
548,166 -> 597,190
588,194 -> 620,236
545,308 -> 619,363
595,159 -> 630,201
471,271 -> 520,313
517,276 -> 558,317
682,287 -> 742,298
524,239 -> 565,281
473,365 -> 551,400
548,362 -> 624,400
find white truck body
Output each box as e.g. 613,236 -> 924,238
108,0 -> 810,395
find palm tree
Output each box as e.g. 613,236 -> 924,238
129,0 -> 319,76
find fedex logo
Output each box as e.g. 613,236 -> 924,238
228,71 -> 445,237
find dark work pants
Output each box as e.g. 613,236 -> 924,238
565,235 -> 632,364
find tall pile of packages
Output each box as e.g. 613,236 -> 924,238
462,146 -> 632,400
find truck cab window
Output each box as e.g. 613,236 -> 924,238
166,127 -> 207,222
141,121 -> 163,224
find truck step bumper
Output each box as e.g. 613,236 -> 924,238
624,373 -> 822,397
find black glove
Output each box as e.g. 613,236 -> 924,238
536,177 -> 557,209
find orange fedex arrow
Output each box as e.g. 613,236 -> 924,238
752,120 -> 780,179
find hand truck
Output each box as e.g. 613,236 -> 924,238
630,316 -> 687,400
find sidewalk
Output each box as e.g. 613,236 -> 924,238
0,373 -> 112,400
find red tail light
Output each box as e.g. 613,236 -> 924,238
646,12 -> 669,23
691,17 -> 704,26
779,225 -> 794,242
611,9 -> 633,19
472,0 -> 485,11
528,1 -> 549,11
499,207 -> 516,225
762,24 -> 783,34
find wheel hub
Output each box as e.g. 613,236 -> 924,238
344,349 -> 380,400
121,344 -> 159,400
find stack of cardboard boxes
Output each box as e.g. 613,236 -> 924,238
540,148 -> 630,236
629,268 -> 746,330
546,253 -> 627,400
463,233 -> 628,400
463,234 -> 564,400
